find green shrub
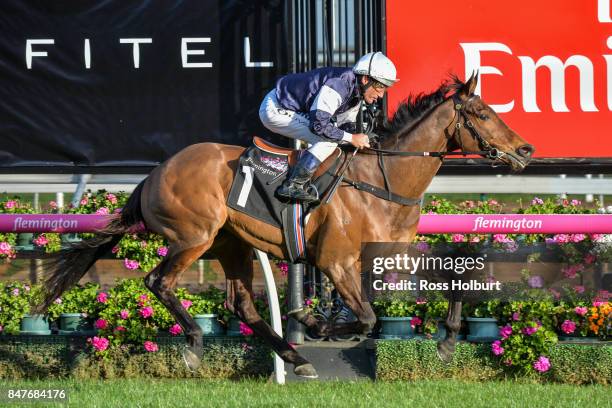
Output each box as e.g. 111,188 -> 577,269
376,340 -> 611,385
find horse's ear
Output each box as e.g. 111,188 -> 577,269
464,71 -> 479,96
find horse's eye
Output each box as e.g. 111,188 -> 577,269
479,114 -> 489,121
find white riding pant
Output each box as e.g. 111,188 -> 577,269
259,90 -> 357,162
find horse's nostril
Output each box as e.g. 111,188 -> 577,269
517,144 -> 535,158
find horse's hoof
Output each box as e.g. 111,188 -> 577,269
294,363 -> 319,379
182,346 -> 202,372
436,340 -> 455,364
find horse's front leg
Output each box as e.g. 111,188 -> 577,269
437,289 -> 462,363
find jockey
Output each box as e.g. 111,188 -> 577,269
259,51 -> 399,202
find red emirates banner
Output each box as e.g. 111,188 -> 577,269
386,0 -> 612,158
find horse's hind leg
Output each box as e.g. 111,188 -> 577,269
215,238 -> 318,379
144,241 -> 212,371
437,290 -> 462,363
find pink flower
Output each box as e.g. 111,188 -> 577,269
491,340 -> 504,356
95,207 -> 110,215
562,264 -> 584,279
553,234 -> 570,244
239,322 -> 254,336
114,326 -> 126,332
33,235 -> 48,247
49,201 -> 58,209
499,325 -> 513,339
95,319 -> 108,330
0,241 -> 12,254
11,288 -> 19,296
139,294 -> 149,302
304,298 -> 313,307
493,234 -> 510,243
593,300 -> 606,307
119,309 -> 129,319
169,324 -> 182,336
140,240 -> 147,248
570,199 -> 581,206
180,299 -> 192,310
570,234 -> 586,243
430,200 -> 439,207
531,197 -> 544,205
533,356 -> 551,373
139,306 -> 154,318
469,236 -> 481,243
410,316 -> 422,328
451,234 -> 465,243
590,234 -> 604,242
528,275 -> 544,288
105,193 -> 118,204
143,341 -> 159,352
574,306 -> 588,316
96,292 -> 108,303
80,197 -> 88,206
124,259 -> 140,270
597,290 -> 610,300
0,325 -> 3,332
561,320 -> 576,334
5,200 -> 16,209
277,262 -> 289,277
111,245 -> 119,254
90,336 -> 109,352
522,325 -> 539,336
54,297 -> 62,304
573,285 -> 585,294
157,246 -> 168,257
488,199 -> 499,205
512,312 -> 521,321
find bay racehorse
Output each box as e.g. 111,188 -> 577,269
36,74 -> 534,378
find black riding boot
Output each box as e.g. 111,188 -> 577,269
276,150 -> 321,202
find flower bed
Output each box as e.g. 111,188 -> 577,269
376,340 -> 612,385
0,335 -> 272,380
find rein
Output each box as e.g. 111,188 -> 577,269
339,93 -> 502,206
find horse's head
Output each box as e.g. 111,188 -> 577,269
448,74 -> 534,171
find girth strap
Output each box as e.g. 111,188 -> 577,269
342,177 -> 422,206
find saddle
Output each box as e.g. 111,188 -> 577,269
226,137 -> 344,263
252,136 -> 342,179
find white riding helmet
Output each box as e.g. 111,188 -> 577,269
352,52 -> 399,87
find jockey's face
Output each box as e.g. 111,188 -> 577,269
360,76 -> 387,104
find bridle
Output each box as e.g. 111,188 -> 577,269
365,93 -> 502,161
331,93 -> 510,206
449,93 -> 505,162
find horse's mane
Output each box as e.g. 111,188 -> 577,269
378,75 -> 469,143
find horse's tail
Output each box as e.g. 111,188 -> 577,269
34,179 -> 147,313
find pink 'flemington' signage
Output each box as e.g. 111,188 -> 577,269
0,214 -> 611,234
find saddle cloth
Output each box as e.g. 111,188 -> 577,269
227,138 -> 342,262
227,137 -> 341,228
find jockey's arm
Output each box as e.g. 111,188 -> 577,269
308,78 -> 369,149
